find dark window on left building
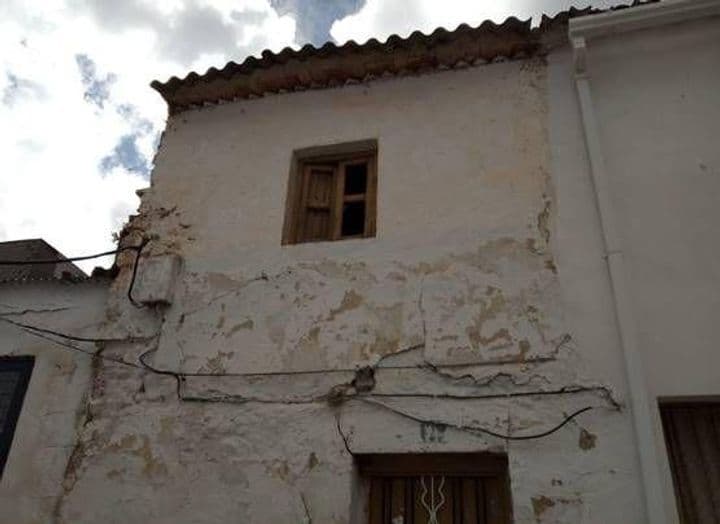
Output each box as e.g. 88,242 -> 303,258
0,357 -> 34,477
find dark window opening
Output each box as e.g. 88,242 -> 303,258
344,162 -> 368,195
342,201 -> 366,237
0,357 -> 34,477
660,401 -> 720,523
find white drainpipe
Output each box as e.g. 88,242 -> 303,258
569,5 -> 720,520
569,4 -> 720,520
570,37 -> 668,523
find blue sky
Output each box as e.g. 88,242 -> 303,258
0,0 -> 620,270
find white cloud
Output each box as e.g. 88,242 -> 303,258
0,0 -> 296,272
330,0 -> 623,44
331,0 -> 506,43
1,0 -> 629,274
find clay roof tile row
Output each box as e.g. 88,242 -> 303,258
151,2 -> 655,114
0,239 -> 87,284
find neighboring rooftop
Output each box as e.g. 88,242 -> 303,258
0,239 -> 87,283
150,2 -> 656,115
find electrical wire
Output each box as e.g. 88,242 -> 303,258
1,240 -> 610,444
335,411 -> 353,455
138,345 -> 179,378
0,316 -> 131,343
0,318 -> 360,378
127,239 -> 149,307
0,317 -> 622,411
0,244 -> 144,265
10,323 -> 143,370
3,315 -> 607,443
0,240 -> 148,309
358,397 -> 596,441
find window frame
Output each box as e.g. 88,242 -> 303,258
659,399 -> 720,523
356,453 -> 513,524
0,356 -> 34,478
282,140 -> 378,245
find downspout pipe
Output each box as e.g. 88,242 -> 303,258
570,36 -> 670,524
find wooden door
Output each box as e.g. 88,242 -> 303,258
360,454 -> 512,524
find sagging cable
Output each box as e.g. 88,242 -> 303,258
359,397 -> 595,441
0,244 -> 145,265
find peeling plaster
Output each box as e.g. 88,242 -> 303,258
41,55 -> 645,523
578,428 -> 597,451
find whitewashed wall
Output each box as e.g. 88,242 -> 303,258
562,15 -> 720,522
0,279 -> 109,523
54,56 -> 646,522
588,17 -> 720,402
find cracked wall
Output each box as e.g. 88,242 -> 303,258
55,56 -> 645,523
0,279 -> 109,524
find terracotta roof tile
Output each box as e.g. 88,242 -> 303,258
0,239 -> 87,284
151,2 -> 657,114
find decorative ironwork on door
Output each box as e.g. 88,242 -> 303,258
360,453 -> 512,524
419,476 -> 446,524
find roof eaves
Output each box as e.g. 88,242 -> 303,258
0,275 -> 90,285
150,2 -> 658,114
152,16 -> 541,114
0,239 -> 87,282
570,0 -> 720,39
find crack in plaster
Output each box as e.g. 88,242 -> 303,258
0,306 -> 72,316
181,269 -> 294,318
300,492 -> 313,524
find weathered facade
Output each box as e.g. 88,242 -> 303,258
0,241 -> 109,523
1,1 -> 719,523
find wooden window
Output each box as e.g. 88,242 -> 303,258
660,401 -> 720,523
358,453 -> 512,524
282,144 -> 377,245
0,356 -> 34,477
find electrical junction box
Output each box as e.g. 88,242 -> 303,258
133,254 -> 182,306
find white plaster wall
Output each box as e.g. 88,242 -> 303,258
550,15 -> 720,523
546,46 -> 649,524
57,58 -> 646,523
0,279 -> 109,523
145,60 -> 566,374
586,18 -> 720,400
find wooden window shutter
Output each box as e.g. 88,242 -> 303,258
282,142 -> 377,245
298,164 -> 338,242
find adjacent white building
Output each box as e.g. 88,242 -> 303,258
1,1 -> 718,522
0,240 -> 110,523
